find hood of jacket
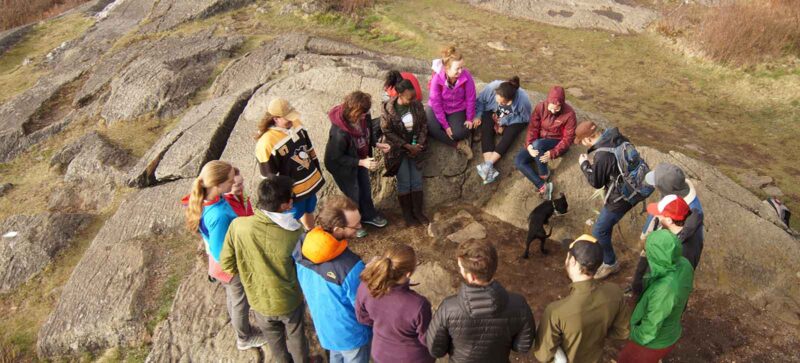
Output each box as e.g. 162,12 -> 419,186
588,127 -> 628,153
546,86 -> 566,105
458,281 -> 509,318
645,229 -> 681,280
328,104 -> 365,138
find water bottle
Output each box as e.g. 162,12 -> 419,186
411,135 -> 417,145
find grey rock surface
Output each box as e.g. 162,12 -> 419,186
0,213 -> 91,293
412,262 -> 457,309
447,222 -> 487,244
37,180 -> 191,357
140,0 -> 252,33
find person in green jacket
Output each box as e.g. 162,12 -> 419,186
618,195 -> 694,363
220,176 -> 309,362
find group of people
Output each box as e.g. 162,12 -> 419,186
180,45 -> 706,362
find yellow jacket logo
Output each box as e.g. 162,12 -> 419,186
326,271 -> 336,280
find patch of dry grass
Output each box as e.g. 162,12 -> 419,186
0,0 -> 90,31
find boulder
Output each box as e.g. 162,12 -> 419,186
99,31 -> 243,123
428,210 -> 476,239
146,263 -> 268,363
140,0 -> 252,33
127,91 -> 252,187
447,222 -> 487,244
463,0 -> 658,34
0,213 -> 91,293
37,180 -> 192,357
739,171 -> 774,190
411,262 -> 457,309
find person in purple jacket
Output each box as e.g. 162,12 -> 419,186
425,45 -> 477,159
356,244 -> 434,363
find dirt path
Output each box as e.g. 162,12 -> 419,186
350,205 -> 800,362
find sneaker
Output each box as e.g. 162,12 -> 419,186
594,262 -> 621,280
356,228 -> 368,238
363,215 -> 388,228
476,163 -> 488,182
484,167 -> 500,184
544,182 -> 553,201
237,334 -> 267,351
456,142 -> 473,160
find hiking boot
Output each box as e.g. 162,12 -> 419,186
594,262 -> 621,280
456,141 -> 473,160
363,215 -> 388,228
236,334 -> 267,351
356,228 -> 368,238
410,190 -> 430,225
538,182 -> 553,200
398,193 -> 418,227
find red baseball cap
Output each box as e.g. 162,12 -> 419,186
647,194 -> 690,221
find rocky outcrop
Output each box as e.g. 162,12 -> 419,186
412,262 -> 457,309
463,0 -> 658,34
127,91 -> 252,187
37,180 -> 191,357
140,0 -> 252,33
0,213 -> 91,293
146,263 -> 269,363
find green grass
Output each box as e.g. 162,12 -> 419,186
0,13 -> 94,102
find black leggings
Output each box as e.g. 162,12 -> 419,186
425,108 -> 469,147
479,111 -> 526,156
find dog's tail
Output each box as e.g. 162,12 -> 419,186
545,224 -> 553,238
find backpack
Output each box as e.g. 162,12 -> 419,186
766,197 -> 791,227
596,142 -> 654,206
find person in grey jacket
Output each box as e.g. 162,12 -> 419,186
426,239 -> 535,363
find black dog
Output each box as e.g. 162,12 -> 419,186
522,193 -> 569,258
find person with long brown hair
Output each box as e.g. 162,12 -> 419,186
255,98 -> 325,231
325,91 -> 391,238
355,245 -> 434,363
184,160 -> 266,351
426,45 -> 476,159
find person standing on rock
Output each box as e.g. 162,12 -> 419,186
575,121 -> 634,279
220,176 -> 309,361
255,98 -> 325,231
380,79 -> 430,227
325,91 -> 391,238
427,239 -> 535,363
514,86 -> 577,200
618,223 -> 694,363
631,163 -> 704,297
383,70 -> 422,103
293,196 -> 372,363
473,76 -> 532,184
355,244 -> 434,363
184,160 -> 266,350
426,45 -> 476,159
534,234 -> 630,363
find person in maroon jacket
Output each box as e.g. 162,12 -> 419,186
514,86 -> 577,199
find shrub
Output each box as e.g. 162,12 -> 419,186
697,0 -> 800,66
323,0 -> 375,15
1,0 -> 89,31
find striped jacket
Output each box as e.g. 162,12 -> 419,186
255,120 -> 325,201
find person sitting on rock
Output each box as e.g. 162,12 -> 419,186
534,234 -> 630,363
618,198 -> 694,363
380,79 -> 429,227
255,98 -> 325,231
293,196 -> 372,363
575,121 -> 633,279
184,160 -> 266,351
473,76 -> 532,184
355,244 -> 434,363
325,91 -> 391,238
383,70 -> 422,103
427,239 -> 535,363
426,45 -> 476,159
220,176 -> 309,362
514,86 -> 577,199
631,163 -> 704,297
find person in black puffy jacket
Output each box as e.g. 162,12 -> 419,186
426,239 -> 535,362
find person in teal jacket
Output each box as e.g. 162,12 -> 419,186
618,228 -> 693,363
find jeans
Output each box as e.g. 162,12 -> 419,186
396,157 -> 423,194
514,138 -> 560,188
479,111 -> 527,156
593,206 -> 627,265
335,167 -> 379,221
329,343 -> 371,363
253,303 -> 309,363
425,108 -> 468,147
223,275 -> 253,340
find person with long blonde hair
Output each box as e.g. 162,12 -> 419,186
355,245 -> 433,363
426,45 -> 476,159
184,160 -> 266,351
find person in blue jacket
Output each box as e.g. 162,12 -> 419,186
473,76 -> 533,184
293,195 -> 372,363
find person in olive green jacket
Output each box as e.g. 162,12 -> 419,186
618,198 -> 694,363
220,175 -> 309,362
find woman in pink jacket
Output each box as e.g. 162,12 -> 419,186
425,46 -> 477,159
